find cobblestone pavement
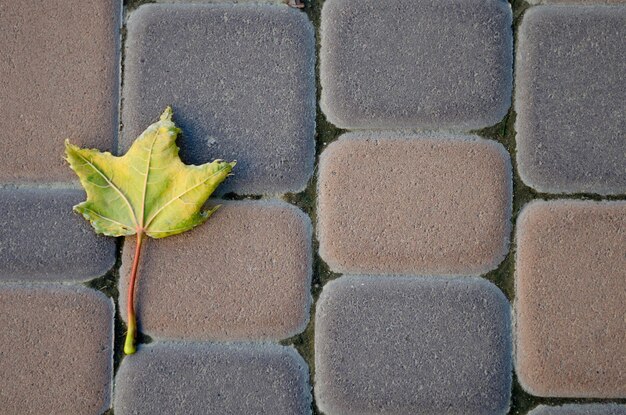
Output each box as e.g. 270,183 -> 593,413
0,0 -> 624,414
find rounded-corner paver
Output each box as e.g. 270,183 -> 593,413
515,5 -> 626,195
120,200 -> 312,341
114,342 -> 311,415
515,200 -> 626,398
315,275 -> 512,415
320,0 -> 513,130
0,284 -> 114,415
0,0 -> 120,182
529,404 -> 626,415
317,132 -> 512,275
0,187 -> 117,282
123,3 -> 316,195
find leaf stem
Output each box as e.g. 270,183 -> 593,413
124,231 -> 144,355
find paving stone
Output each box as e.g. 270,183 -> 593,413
319,0 -> 512,130
123,4 -> 315,195
515,6 -> 626,195
528,0 -> 625,4
0,285 -> 114,415
114,342 -> 311,415
120,200 -> 311,341
315,276 -> 512,415
0,0 -> 120,182
0,188 -> 116,282
515,200 -> 626,398
530,404 -> 626,415
317,133 -> 512,275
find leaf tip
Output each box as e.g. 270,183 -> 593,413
160,106 -> 174,122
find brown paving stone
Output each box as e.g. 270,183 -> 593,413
0,285 -> 114,415
0,0 -> 120,182
0,188 -> 117,282
530,404 -> 626,415
114,342 -> 311,415
515,200 -> 626,398
120,200 -> 312,341
317,133 -> 512,275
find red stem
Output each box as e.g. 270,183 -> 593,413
124,231 -> 144,354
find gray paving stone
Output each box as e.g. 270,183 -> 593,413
315,276 -> 512,415
120,200 -> 311,341
114,342 -> 311,415
123,4 -> 315,195
515,200 -> 626,398
0,285 -> 114,415
317,133 -> 512,275
0,188 -> 116,282
516,6 -> 626,195
0,0 -> 120,182
320,0 -> 512,130
530,404 -> 626,415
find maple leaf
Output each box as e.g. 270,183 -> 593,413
66,107 -> 235,354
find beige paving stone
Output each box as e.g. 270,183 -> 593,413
120,200 -> 312,341
0,285 -> 114,415
515,200 -> 626,398
0,0 -> 120,182
530,404 -> 626,415
317,133 -> 512,275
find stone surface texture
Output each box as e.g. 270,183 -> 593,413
515,6 -> 626,195
515,200 -> 626,398
120,201 -> 312,341
530,404 -> 626,415
315,276 -> 512,415
123,4 -> 316,195
0,0 -> 120,182
0,285 -> 114,415
317,133 -> 512,275
0,188 -> 116,282
320,0 -> 512,129
114,342 -> 311,415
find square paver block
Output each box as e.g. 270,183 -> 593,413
315,276 -> 512,415
516,201 -> 626,398
516,6 -> 626,195
317,133 -> 512,275
0,285 -> 114,415
0,188 -> 116,282
120,200 -> 311,341
320,0 -> 512,130
114,342 -> 311,415
123,4 -> 315,195
0,0 -> 120,182
530,405 -> 626,415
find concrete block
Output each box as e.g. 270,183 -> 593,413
317,133 -> 512,275
0,188 -> 116,282
515,201 -> 626,398
0,285 -> 114,415
0,0 -> 120,182
120,200 -> 311,341
114,342 -> 311,415
315,275 -> 512,415
123,4 -> 316,195
530,404 -> 626,415
320,0 -> 512,129
516,6 -> 626,194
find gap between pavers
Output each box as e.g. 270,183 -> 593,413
515,5 -> 626,195
317,132 -> 512,276
315,275 -> 512,415
119,200 -> 312,342
0,188 -> 116,282
122,3 -> 316,195
515,200 -> 626,398
319,0 -> 512,130
0,284 -> 114,415
114,342 -> 311,415
0,0 -> 120,182
529,404 -> 626,415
